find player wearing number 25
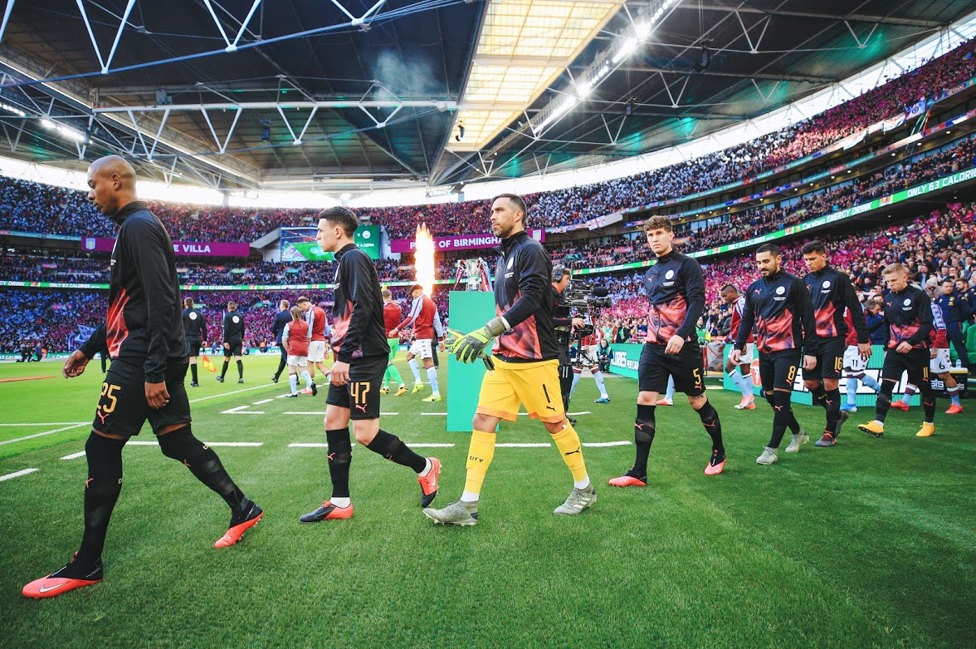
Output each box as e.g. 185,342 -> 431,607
23,155 -> 263,600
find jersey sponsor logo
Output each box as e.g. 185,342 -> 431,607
189,312 -> 198,320
665,270 -> 675,280
776,286 -> 786,294
232,316 -> 241,323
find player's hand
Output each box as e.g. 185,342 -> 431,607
895,341 -> 913,354
665,334 -> 685,354
858,342 -> 872,360
802,354 -> 817,371
729,349 -> 742,365
331,360 -> 350,386
454,317 -> 507,364
223,342 -> 230,350
438,339 -> 445,352
62,350 -> 89,379
145,380 -> 170,409
571,318 -> 585,329
389,329 -> 399,338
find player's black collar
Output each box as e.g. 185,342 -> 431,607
110,200 -> 149,225
498,229 -> 528,255
334,242 -> 357,260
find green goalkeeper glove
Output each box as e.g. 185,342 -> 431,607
453,317 -> 508,364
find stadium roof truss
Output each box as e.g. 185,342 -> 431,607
0,0 -> 974,198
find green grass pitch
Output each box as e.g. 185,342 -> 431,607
0,354 -> 974,648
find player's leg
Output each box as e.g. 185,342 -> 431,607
342,357 -> 440,505
424,362 -> 520,525
677,345 -> 725,474
406,345 -> 424,391
611,344 -> 663,486
509,359 -> 594,513
153,361 -> 260,545
421,344 -> 441,401
908,352 -> 936,437
859,351 -> 902,437
300,400 -> 355,521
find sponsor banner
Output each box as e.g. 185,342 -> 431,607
0,230 -> 80,241
81,237 -> 250,257
280,225 -> 379,261
389,228 -> 545,253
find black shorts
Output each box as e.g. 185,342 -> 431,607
637,342 -> 705,397
326,356 -> 386,420
759,349 -> 801,392
881,348 -> 929,386
187,340 -> 202,357
804,337 -> 844,381
91,358 -> 192,437
224,340 -> 243,356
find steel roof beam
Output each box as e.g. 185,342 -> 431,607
92,100 -> 457,113
688,5 -> 944,29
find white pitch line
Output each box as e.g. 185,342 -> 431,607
220,405 -> 265,415
0,423 -> 89,446
282,411 -> 400,416
0,468 -> 39,482
287,442 -> 455,449
420,412 -> 447,416
125,441 -> 263,447
61,451 -> 87,460
205,442 -> 263,447
496,443 -> 551,448
583,441 -> 631,447
252,399 -> 274,405
0,422 -> 88,427
188,383 -> 281,404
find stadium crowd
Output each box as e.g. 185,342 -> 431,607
4,201 -> 974,362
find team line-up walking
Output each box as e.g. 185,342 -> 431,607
21,166 -> 961,599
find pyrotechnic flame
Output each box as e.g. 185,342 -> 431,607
415,223 -> 435,296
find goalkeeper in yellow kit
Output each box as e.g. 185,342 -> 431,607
423,194 -> 596,526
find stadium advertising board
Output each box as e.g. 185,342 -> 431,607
280,225 -> 379,261
82,237 -> 250,257
388,228 -> 545,253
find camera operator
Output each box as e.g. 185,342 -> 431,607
552,266 -> 584,420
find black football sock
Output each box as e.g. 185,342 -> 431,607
220,361 -> 229,379
326,428 -> 353,499
77,433 -> 127,566
236,360 -> 244,379
920,386 -> 936,423
632,403 -> 656,477
158,425 -> 246,515
769,391 -> 793,448
190,363 -> 198,384
810,383 -> 827,409
366,429 -> 427,473
824,388 -> 841,433
876,381 -> 895,422
695,400 -> 724,455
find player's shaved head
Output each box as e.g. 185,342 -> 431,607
86,154 -> 139,217
89,155 -> 136,186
